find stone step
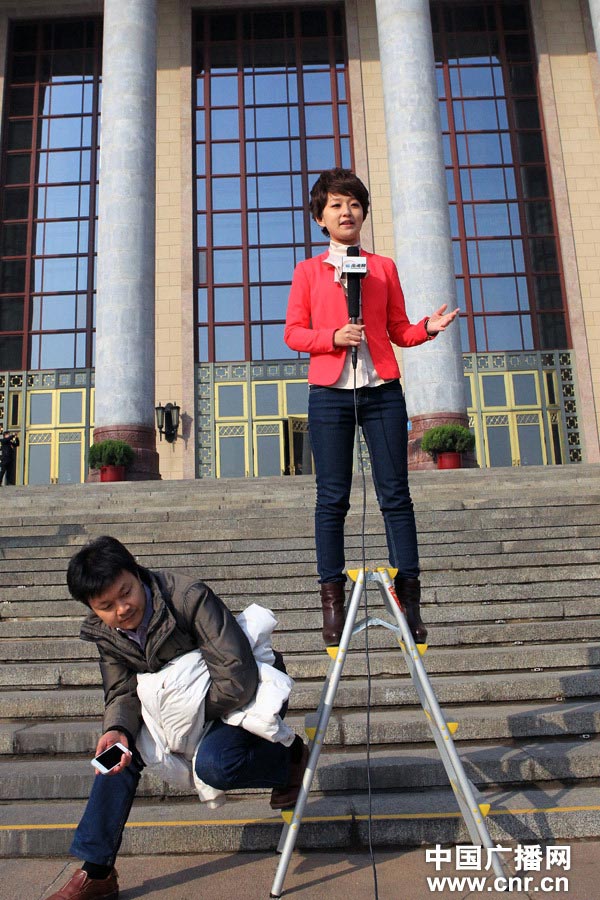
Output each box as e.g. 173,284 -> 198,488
2,463 -> 599,502
3,542 -> 600,575
1,614 -> 599,653
0,532 -> 578,562
2,489 -> 599,515
3,518 -> 600,551
2,783 -> 600,857
9,592 -> 585,635
1,737 -> 597,802
4,596 -> 598,654
0,598 -> 600,660
2,528 -> 600,562
0,468 -> 596,502
1,668 -> 599,714
1,555 -> 599,591
2,490 -> 584,513
4,469 -> 596,504
0,539 -> 598,590
3,567 -> 598,606
2,696 -> 600,748
1,642 -> 599,682
2,518 -> 597,558
1,588 -> 597,619
272,616 -> 600,652
1,498 -> 599,532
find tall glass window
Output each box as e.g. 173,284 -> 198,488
433,1 -> 569,353
193,6 -> 351,363
0,19 -> 101,372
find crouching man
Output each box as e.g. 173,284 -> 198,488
48,535 -> 308,900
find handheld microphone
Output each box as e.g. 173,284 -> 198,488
342,246 -> 367,369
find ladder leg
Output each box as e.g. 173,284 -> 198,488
375,569 -> 508,881
270,572 -> 366,898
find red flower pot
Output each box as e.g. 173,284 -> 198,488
436,451 -> 461,470
100,465 -> 126,482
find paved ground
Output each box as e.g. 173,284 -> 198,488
4,840 -> 595,900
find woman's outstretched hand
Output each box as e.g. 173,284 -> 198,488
426,304 -> 459,336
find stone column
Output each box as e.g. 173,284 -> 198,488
374,0 -> 467,468
93,0 -> 159,479
589,0 -> 600,57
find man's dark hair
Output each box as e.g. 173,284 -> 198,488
67,535 -> 139,606
309,168 -> 370,235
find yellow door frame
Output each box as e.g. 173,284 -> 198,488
481,409 -> 548,467
215,421 -> 250,478
252,420 -> 285,476
24,388 -> 87,484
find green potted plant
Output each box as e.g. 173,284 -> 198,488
420,424 -> 475,470
88,439 -> 135,482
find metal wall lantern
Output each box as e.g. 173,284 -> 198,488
155,402 -> 180,443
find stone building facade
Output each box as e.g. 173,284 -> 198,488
0,0 -> 598,483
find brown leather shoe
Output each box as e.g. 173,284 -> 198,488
45,868 -> 118,900
270,740 -> 309,809
394,575 -> 428,643
320,582 -> 346,646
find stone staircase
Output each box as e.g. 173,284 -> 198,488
1,465 -> 600,856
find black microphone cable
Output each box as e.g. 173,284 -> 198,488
346,255 -> 379,899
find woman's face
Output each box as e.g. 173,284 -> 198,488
316,192 -> 364,245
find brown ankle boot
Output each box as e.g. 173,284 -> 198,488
320,582 -> 346,646
394,575 -> 428,643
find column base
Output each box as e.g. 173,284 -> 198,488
88,425 -> 161,482
408,412 -> 474,470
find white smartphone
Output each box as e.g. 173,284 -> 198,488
91,742 -> 131,774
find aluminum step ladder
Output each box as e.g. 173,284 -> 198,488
270,567 -> 507,897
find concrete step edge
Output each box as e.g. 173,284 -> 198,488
2,784 -> 600,855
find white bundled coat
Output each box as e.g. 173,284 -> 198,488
136,604 -> 294,806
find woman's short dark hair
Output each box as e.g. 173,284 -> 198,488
309,168 -> 370,235
67,535 -> 139,606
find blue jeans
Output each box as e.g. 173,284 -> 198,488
308,379 -> 420,583
70,726 -> 291,866
194,719 -> 290,791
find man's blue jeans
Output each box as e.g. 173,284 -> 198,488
70,724 -> 291,866
308,379 -> 420,583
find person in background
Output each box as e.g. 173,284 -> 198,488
0,430 -> 19,486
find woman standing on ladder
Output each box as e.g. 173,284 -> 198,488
284,168 -> 459,647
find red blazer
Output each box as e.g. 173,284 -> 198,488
284,250 -> 430,386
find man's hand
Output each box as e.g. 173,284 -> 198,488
93,730 -> 131,776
